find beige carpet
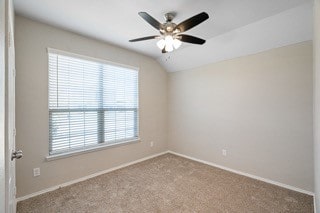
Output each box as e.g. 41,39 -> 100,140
17,154 -> 313,213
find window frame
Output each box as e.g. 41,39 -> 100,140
46,48 -> 140,161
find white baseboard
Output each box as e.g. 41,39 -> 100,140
16,151 -> 169,202
167,151 -> 315,196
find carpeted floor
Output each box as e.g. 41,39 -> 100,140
17,153 -> 313,213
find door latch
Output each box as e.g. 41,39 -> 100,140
11,150 -> 23,161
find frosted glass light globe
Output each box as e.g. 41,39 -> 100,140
165,44 -> 174,52
165,35 -> 174,45
173,39 -> 182,49
157,39 -> 165,49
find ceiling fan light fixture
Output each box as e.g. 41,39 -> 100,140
157,35 -> 179,52
157,39 -> 166,49
165,35 -> 174,45
165,44 -> 174,52
164,35 -> 175,52
173,39 -> 182,49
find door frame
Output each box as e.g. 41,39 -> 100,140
6,0 -> 16,211
0,0 -> 7,211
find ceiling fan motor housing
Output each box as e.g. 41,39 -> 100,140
161,22 -> 178,35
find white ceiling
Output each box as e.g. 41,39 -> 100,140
159,3 -> 313,72
14,0 -> 313,72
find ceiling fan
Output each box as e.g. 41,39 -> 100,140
129,12 -> 209,53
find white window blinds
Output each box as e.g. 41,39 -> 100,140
48,49 -> 139,155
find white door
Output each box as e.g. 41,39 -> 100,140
6,0 -> 18,212
0,0 -> 16,212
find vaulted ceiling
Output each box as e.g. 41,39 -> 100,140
14,0 -> 313,72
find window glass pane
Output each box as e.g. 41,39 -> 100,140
48,51 -> 139,155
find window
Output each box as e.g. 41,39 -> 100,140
48,49 -> 139,155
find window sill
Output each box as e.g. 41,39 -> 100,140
45,138 -> 141,161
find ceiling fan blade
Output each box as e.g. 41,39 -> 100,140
179,34 -> 206,44
138,12 -> 162,30
129,36 -> 159,42
176,12 -> 209,33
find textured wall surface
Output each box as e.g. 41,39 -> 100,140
168,41 -> 314,192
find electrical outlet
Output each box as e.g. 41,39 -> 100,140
150,141 -> 154,147
33,168 -> 40,177
222,149 -> 227,156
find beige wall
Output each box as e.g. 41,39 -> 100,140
168,41 -> 314,192
314,0 -> 320,211
15,16 -> 168,197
